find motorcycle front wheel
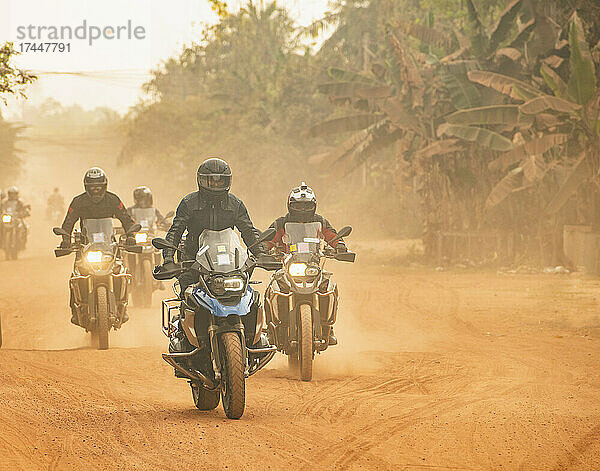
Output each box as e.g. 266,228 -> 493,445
220,332 -> 245,419
95,286 -> 110,350
299,304 -> 313,381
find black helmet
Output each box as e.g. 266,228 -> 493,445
287,182 -> 317,222
7,186 -> 19,201
197,158 -> 231,201
84,167 -> 108,203
133,185 -> 153,208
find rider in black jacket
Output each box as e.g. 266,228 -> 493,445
159,158 -> 267,354
60,168 -> 135,324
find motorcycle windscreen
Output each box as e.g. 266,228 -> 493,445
196,228 -> 248,273
130,208 -> 157,231
283,222 -> 322,254
3,201 -> 18,213
81,218 -> 115,244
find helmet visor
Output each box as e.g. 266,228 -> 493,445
290,200 -> 316,212
199,174 -> 231,191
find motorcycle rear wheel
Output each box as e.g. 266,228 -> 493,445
220,332 -> 245,419
299,304 -> 313,381
96,286 -> 110,350
191,383 -> 220,410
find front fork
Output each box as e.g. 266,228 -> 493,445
207,314 -> 246,382
70,273 -> 130,328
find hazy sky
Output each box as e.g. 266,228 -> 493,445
2,0 -> 330,116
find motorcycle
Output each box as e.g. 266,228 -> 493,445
264,223 -> 355,381
53,219 -> 142,350
152,227 -> 281,419
127,208 -> 173,307
1,202 -> 28,260
47,207 -> 63,227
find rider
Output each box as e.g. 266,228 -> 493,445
265,181 -> 347,346
158,157 -> 267,354
47,187 -> 65,219
60,167 -> 135,325
127,186 -> 169,229
4,186 -> 31,248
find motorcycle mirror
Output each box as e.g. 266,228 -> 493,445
127,223 -> 142,235
335,251 -> 356,263
328,226 -> 352,246
53,227 -> 68,237
152,237 -> 180,252
165,210 -> 174,219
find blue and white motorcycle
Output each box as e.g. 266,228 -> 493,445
152,227 -> 280,419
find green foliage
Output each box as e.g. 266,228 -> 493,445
0,42 -> 37,103
567,12 -> 597,105
0,42 -> 36,185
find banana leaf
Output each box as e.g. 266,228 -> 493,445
446,105 -> 531,126
540,64 -> 568,99
440,68 -> 481,110
544,153 -> 590,214
509,19 -> 535,49
401,22 -> 453,50
494,48 -> 521,61
381,98 -> 421,132
415,139 -> 463,159
468,70 -> 541,101
520,95 -> 581,114
522,154 -> 548,183
567,12 -> 597,105
437,123 -> 514,151
306,114 -> 382,138
485,167 -> 524,210
489,0 -> 523,51
488,134 -> 567,171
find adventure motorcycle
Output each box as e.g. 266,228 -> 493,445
265,223 -> 355,381
127,208 -> 173,307
1,202 -> 29,260
53,219 -> 142,350
152,227 -> 281,419
47,207 -> 63,227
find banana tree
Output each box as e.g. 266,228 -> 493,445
445,12 -> 598,217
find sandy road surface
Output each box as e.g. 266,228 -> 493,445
1,245 -> 600,470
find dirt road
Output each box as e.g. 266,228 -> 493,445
1,245 -> 600,470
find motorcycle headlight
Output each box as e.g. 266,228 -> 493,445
209,275 -> 225,295
306,266 -> 320,276
2,214 -> 11,223
86,251 -> 103,263
135,232 -> 148,244
288,262 -> 307,277
224,276 -> 244,291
